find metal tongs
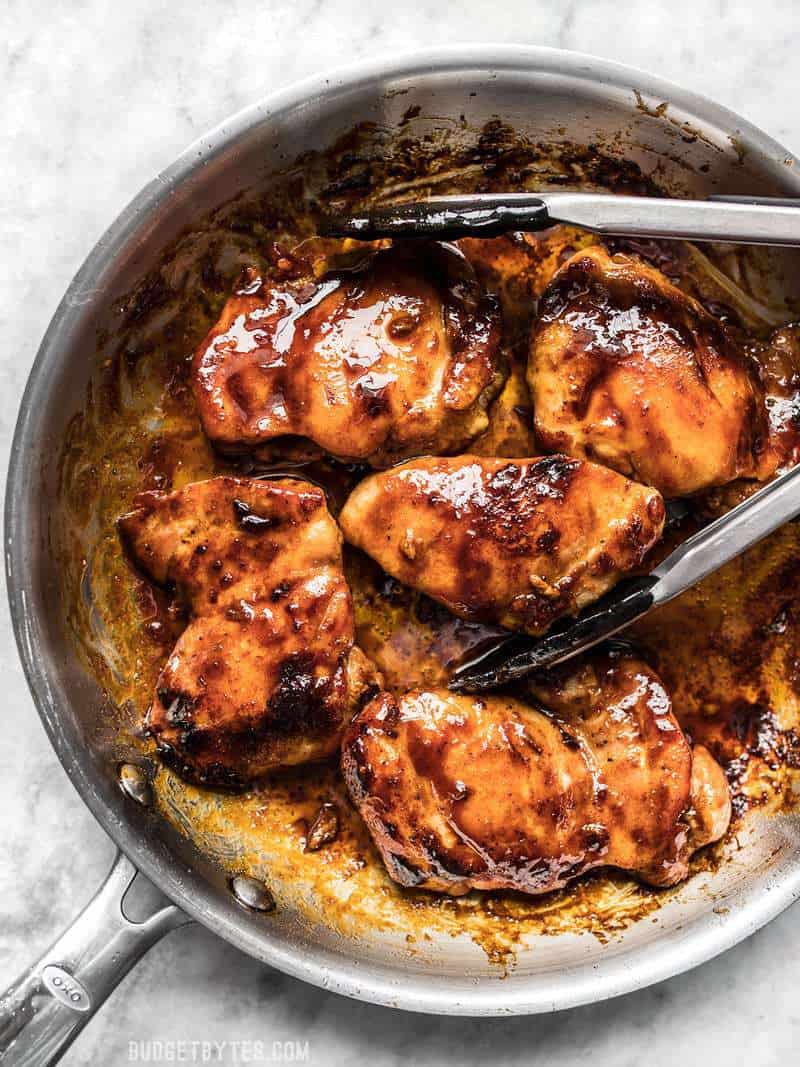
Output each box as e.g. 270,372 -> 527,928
321,192 -> 800,246
451,462 -> 800,691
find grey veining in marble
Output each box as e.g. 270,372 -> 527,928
2,0 -> 799,1063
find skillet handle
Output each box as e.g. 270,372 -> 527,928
0,850 -> 191,1066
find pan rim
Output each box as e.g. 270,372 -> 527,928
7,43 -> 800,1015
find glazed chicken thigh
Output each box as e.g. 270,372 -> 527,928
529,245 -> 769,496
192,242 -> 504,468
339,454 -> 665,636
118,476 -> 377,788
341,651 -> 730,894
525,655 -> 732,874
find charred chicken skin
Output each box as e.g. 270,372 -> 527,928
192,242 -> 504,468
529,246 -> 770,497
339,454 -> 665,636
118,476 -> 377,789
341,651 -> 731,895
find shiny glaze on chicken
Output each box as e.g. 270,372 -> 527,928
525,654 -> 732,876
458,229 -> 597,459
118,476 -> 377,788
529,246 -> 771,496
341,651 -> 730,895
192,241 -> 504,468
339,454 -> 665,636
752,323 -> 800,476
458,226 -> 597,345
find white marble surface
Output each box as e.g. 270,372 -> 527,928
2,0 -> 800,1063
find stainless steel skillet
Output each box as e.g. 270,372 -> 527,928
5,45 -> 800,1066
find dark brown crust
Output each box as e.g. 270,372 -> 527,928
339,454 -> 665,636
192,242 -> 505,468
118,476 -> 371,788
529,246 -> 769,497
341,652 -> 730,895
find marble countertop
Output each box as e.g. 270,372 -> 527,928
2,0 -> 798,1062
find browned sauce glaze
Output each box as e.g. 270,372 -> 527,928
193,241 -> 504,468
118,476 -> 378,788
460,228 -> 600,459
631,523 -> 800,817
54,122 -> 800,960
342,651 -> 729,895
530,245 -> 773,497
346,557 -> 509,692
748,324 -> 800,478
339,454 -> 664,635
